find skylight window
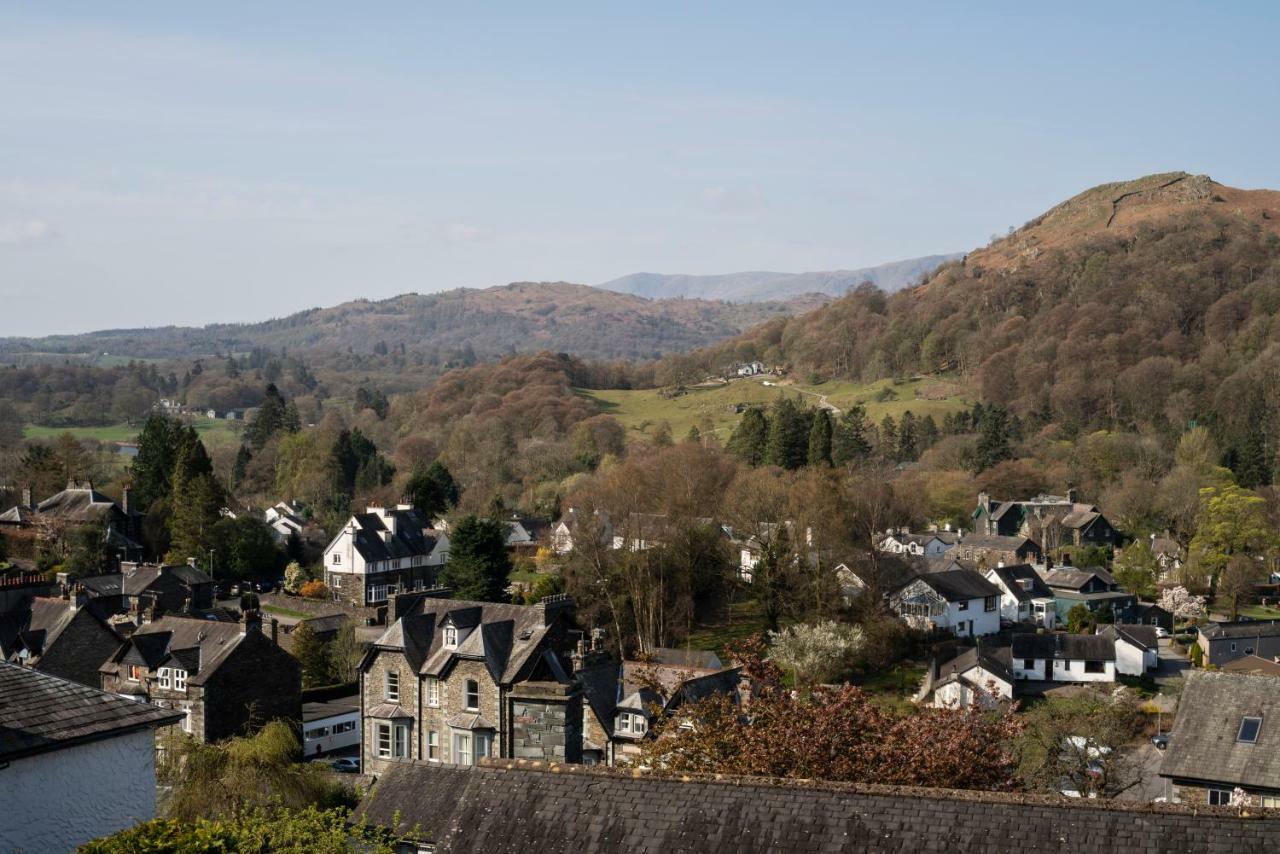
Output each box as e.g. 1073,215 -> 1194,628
1238,716 -> 1262,744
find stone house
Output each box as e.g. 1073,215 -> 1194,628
100,610 -> 300,744
323,505 -> 445,608
78,561 -> 216,615
972,489 -> 1117,550
0,589 -> 124,687
1160,671 -> 1280,807
1199,620 -> 1280,668
358,590 -> 586,776
0,662 -> 181,852
0,480 -> 144,564
950,534 -> 1043,568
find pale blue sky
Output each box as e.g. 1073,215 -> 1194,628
2,2 -> 1279,335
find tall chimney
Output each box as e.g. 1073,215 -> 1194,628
121,486 -> 131,516
21,486 -> 31,508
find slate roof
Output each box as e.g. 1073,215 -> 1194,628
1221,656 -> 1280,677
0,504 -> 34,525
1011,632 -> 1116,661
1202,620 -> 1280,641
1099,623 -> 1158,652
910,569 -> 1000,602
0,597 -> 116,660
1161,671 -> 1280,792
80,563 -> 213,598
986,563 -> 1055,601
958,534 -> 1040,553
33,482 -> 123,523
924,645 -> 1015,694
356,759 -> 1280,853
0,661 -> 181,762
339,508 -> 437,563
646,647 -> 723,670
369,595 -> 566,685
102,616 -> 247,685
1042,566 -> 1119,591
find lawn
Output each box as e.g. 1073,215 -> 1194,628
686,598 -> 773,654
23,416 -> 241,448
261,603 -> 312,620
851,661 -> 928,713
579,375 -> 971,444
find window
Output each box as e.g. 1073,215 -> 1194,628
465,679 -> 479,711
181,710 -> 191,734
127,665 -> 144,682
332,553 -> 341,565
1084,661 -> 1106,674
1246,647 -> 1255,655
385,671 -> 400,702
306,726 -> 330,739
331,574 -> 342,588
1209,788 -> 1232,806
1238,716 -> 1263,743
158,668 -> 171,689
427,677 -> 440,707
1262,795 -> 1280,809
377,723 -> 409,759
444,625 -> 458,648
1022,659 -> 1035,670
957,600 -> 969,611
616,712 -> 648,735
454,732 -> 472,765
335,721 -> 356,734
984,595 -> 997,612
900,602 -> 931,618
173,669 -> 186,691
427,730 -> 439,761
1231,643 -> 1237,652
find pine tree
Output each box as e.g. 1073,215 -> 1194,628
832,405 -> 871,465
439,515 -> 511,601
130,414 -> 184,513
807,409 -> 833,467
764,398 -> 809,470
919,414 -> 939,450
727,407 -> 769,466
879,415 -> 898,459
1235,391 -> 1272,489
247,383 -> 288,449
166,431 -> 223,564
897,410 -> 918,462
972,405 -> 1013,473
232,446 -> 251,489
405,461 -> 460,520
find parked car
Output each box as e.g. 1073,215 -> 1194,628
1151,733 -> 1170,750
1154,626 -> 1170,639
329,758 -> 360,774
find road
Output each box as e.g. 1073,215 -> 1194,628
761,381 -> 842,415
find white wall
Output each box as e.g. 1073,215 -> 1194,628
1051,659 -> 1115,683
933,670 -> 1012,710
1013,658 -> 1046,680
1,728 -> 158,852
941,600 -> 1001,637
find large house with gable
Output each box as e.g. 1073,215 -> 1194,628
972,489 -> 1117,550
323,505 -> 446,608
358,589 -> 588,776
888,569 -> 1001,638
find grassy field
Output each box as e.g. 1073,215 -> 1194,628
24,416 -> 242,448
580,375 -> 971,444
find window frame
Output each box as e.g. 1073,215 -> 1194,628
454,732 -> 472,765
465,679 -> 480,711
385,670 -> 400,703
173,669 -> 187,691
427,730 -> 439,761
984,595 -> 997,612
444,625 -> 459,649
1208,788 -> 1232,806
1238,716 -> 1263,744
332,553 -> 341,565
127,664 -> 144,682
1084,660 -> 1106,674
427,676 -> 440,707
157,668 -> 171,689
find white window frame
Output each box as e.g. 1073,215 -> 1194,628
377,722 -> 409,759
454,732 -> 472,765
332,553 -> 341,565
386,671 -> 400,702
444,625 -> 458,649
465,679 -> 479,711
427,730 -> 439,761
158,668 -> 171,689
127,664 -> 143,682
174,669 -> 187,691
427,677 -> 440,707
1238,716 -> 1263,744
1208,788 -> 1232,806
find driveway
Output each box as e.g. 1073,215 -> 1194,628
1115,741 -> 1171,803
1153,638 -> 1189,687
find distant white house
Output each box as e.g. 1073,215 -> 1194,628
889,570 -> 1002,638
1011,633 -> 1116,683
734,361 -> 765,377
1098,624 -> 1158,676
878,530 -> 958,559
323,506 -> 447,607
265,500 -> 306,543
916,646 -> 1015,710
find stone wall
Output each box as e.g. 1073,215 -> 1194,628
510,681 -> 582,764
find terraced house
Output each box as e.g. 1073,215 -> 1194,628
359,590 -> 585,776
323,505 -> 445,608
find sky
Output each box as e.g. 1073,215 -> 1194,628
3,2 -> 1280,336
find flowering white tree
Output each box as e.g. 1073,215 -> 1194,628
1157,585 -> 1207,621
767,620 -> 865,688
1230,787 -> 1250,807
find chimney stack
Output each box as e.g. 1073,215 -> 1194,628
121,486 -> 131,516
270,617 -> 279,646
21,486 -> 31,508
69,584 -> 88,613
242,608 -> 263,636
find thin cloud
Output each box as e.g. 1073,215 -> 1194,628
0,218 -> 57,246
444,223 -> 491,243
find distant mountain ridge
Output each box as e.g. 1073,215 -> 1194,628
0,282 -> 826,363
598,254 -> 961,302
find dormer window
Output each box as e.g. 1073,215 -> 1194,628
616,712 -> 647,736
127,665 -> 144,682
1020,578 -> 1033,590
173,669 -> 187,691
1238,716 -> 1263,743
158,668 -> 171,689
444,625 -> 458,649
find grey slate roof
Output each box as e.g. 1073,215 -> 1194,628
923,646 -> 1015,694
1043,565 -> 1120,591
356,759 -> 1280,853
1161,671 -> 1280,792
986,563 -> 1055,601
1202,620 -> 1280,641
345,508 -> 436,563
957,534 -> 1038,552
1099,623 -> 1158,652
102,616 -> 248,685
0,661 -> 181,762
913,569 -> 1000,602
1011,632 -> 1116,661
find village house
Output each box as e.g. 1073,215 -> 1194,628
949,534 -> 1043,568
358,590 -> 588,776
877,529 -> 959,559
916,645 -> 1015,709
1010,633 -> 1116,683
264,500 -> 306,543
0,587 -> 124,686
1039,564 -> 1135,622
579,647 -> 741,766
0,480 -> 144,564
1132,601 -> 1175,631
303,694 -> 361,759
0,663 -> 182,853
1160,671 -> 1280,807
1097,624 -> 1159,675
982,563 -> 1058,629
100,609 -> 300,744
972,489 -> 1117,550
888,569 -> 1002,638
1149,533 -> 1185,577
78,561 -> 216,616
1198,620 -> 1280,668
323,505 -> 445,608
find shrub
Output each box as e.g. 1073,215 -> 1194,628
299,580 -> 330,600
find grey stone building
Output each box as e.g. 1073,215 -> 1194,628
359,590 -> 589,775
0,590 -> 124,687
1200,620 -> 1280,668
100,610 -> 300,744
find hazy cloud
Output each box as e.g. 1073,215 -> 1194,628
0,218 -> 57,246
444,223 -> 491,243
699,186 -> 767,214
